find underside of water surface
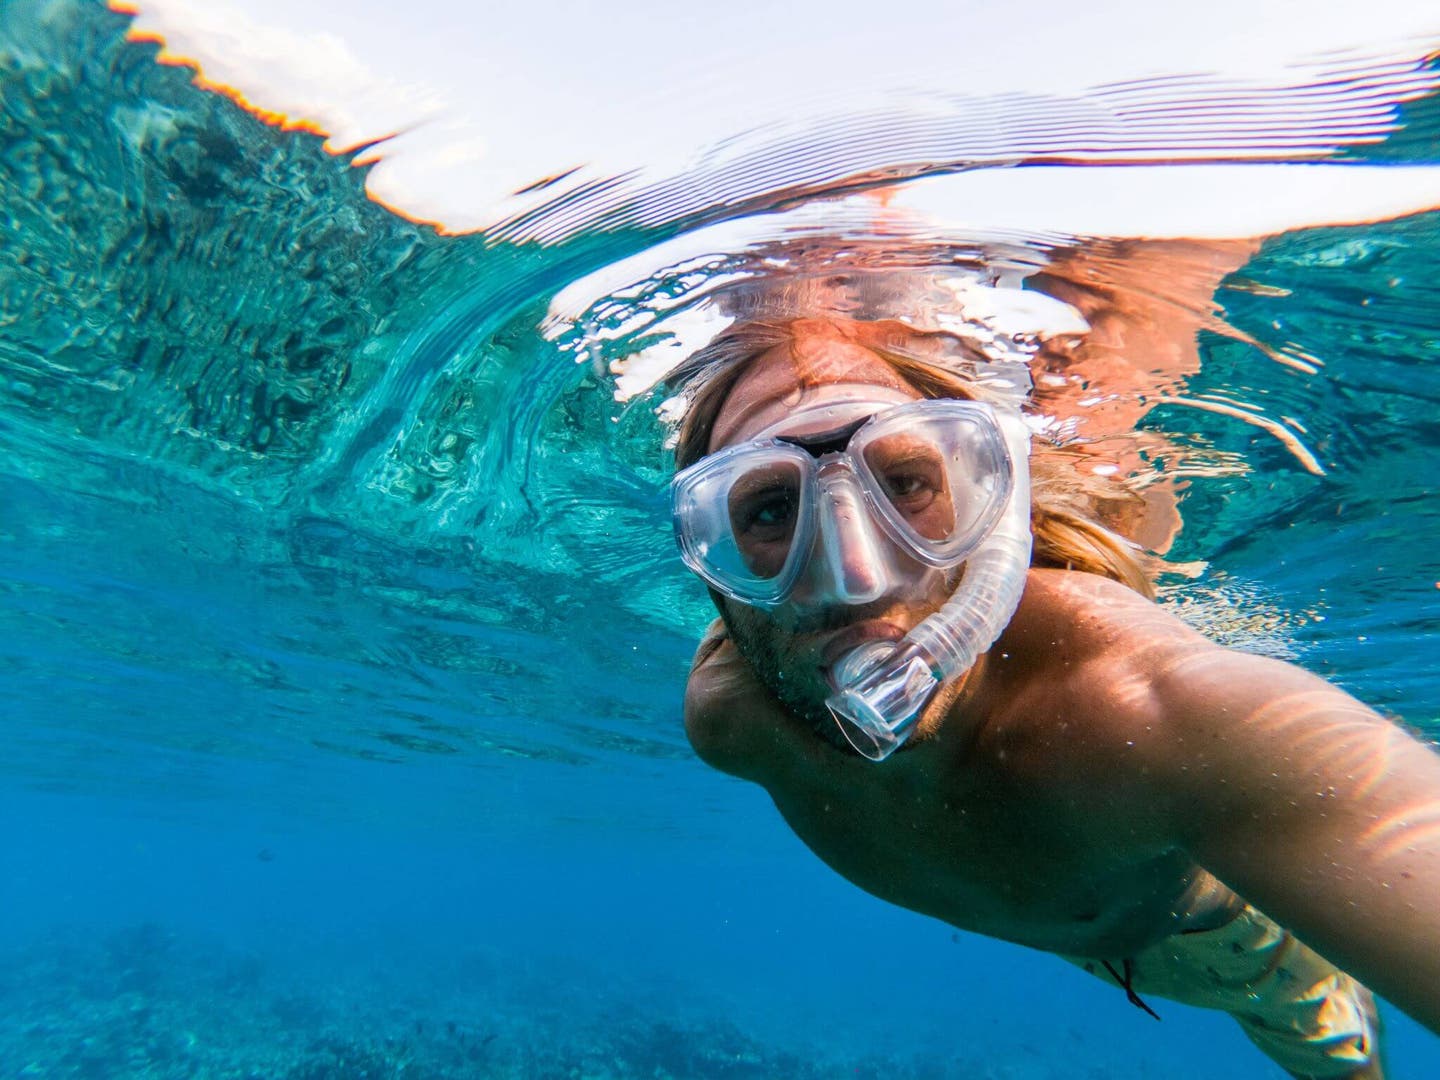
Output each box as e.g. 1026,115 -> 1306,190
2,1 -> 1439,1077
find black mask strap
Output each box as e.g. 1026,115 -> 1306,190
774,415 -> 871,460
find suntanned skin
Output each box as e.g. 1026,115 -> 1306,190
683,327 -> 1440,1077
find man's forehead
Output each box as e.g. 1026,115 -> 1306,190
709,339 -> 917,451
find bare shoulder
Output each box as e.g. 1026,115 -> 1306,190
1002,568 -> 1203,667
683,621 -> 820,785
971,570 -> 1223,829
683,621 -> 757,778
996,568 -> 1337,754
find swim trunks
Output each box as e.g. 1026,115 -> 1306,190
1064,902 -> 1379,1077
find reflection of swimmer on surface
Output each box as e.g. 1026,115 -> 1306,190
668,296 -> 1440,1078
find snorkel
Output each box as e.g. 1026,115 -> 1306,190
825,407 -> 1033,761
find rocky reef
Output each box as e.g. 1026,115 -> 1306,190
2,922 -> 1101,1079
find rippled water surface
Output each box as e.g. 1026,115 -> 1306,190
3,2 -> 1439,1076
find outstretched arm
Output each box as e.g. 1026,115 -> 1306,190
1148,643 -> 1440,1034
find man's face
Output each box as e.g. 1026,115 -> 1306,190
703,328 -> 958,730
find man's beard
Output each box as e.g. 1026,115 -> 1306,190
716,568 -> 962,752
719,603 -> 874,751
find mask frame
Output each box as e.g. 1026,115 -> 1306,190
671,398 -> 1015,609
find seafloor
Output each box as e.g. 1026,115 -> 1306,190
3,923 -> 1128,1080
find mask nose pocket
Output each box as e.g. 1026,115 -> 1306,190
810,468 -> 903,606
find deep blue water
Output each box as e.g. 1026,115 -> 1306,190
2,2 -> 1439,1077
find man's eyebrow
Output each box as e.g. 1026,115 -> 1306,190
873,443 -> 942,466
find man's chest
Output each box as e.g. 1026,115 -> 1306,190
762,764 -> 1163,950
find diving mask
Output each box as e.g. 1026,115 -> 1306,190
671,397 -> 1014,609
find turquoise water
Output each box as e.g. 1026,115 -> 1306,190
2,1 -> 1439,1076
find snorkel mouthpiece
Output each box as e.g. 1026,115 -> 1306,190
825,409 -> 1034,762
827,641 -> 940,761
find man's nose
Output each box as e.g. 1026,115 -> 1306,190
800,473 -> 892,606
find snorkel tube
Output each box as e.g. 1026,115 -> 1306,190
825,409 -> 1033,761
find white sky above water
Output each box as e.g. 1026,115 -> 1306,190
124,0 -> 1440,237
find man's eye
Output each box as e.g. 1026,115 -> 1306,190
739,491 -> 796,533
885,473 -> 927,497
882,471 -> 937,507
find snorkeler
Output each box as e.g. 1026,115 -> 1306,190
671,314 -> 1440,1079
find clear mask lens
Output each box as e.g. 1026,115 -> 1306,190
674,446 -> 813,606
861,432 -> 958,542
725,460 -> 803,583
852,404 -> 1012,567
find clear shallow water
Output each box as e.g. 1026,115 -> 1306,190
2,1 -> 1439,1076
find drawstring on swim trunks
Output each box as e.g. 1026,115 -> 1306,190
1102,958 -> 1161,1021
